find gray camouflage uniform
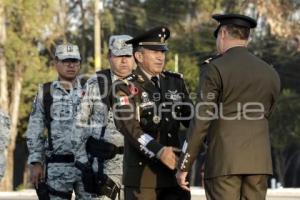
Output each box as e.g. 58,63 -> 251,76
26,79 -> 91,200
0,109 -> 10,181
73,73 -> 124,200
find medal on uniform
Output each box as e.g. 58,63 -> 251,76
141,92 -> 150,103
167,90 -> 181,101
152,115 -> 161,124
129,85 -> 139,95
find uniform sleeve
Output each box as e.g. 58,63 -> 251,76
0,110 -> 10,179
178,64 -> 221,171
0,111 -> 10,151
266,68 -> 281,118
26,85 -> 46,164
179,78 -> 193,128
112,82 -> 164,159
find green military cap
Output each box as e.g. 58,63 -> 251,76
126,26 -> 170,51
212,13 -> 257,38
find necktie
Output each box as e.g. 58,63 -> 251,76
151,76 -> 161,102
151,76 -> 160,90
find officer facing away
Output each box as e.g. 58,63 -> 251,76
26,44 -> 90,200
176,14 -> 281,200
73,35 -> 134,200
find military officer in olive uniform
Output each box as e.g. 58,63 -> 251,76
111,26 -> 192,200
176,14 -> 281,200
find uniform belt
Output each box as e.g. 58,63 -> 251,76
48,185 -> 72,199
46,154 -> 74,163
86,137 -> 124,160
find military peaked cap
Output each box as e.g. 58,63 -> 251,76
126,26 -> 170,51
212,13 -> 257,38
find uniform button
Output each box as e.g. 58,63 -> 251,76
165,117 -> 169,121
177,106 -> 180,109
139,162 -> 142,166
168,133 -> 172,138
162,103 -> 166,107
148,112 -> 152,115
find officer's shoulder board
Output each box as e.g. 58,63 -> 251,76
201,54 -> 223,65
162,70 -> 183,79
120,73 -> 138,85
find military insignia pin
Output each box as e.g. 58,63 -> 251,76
152,115 -> 161,124
141,92 -> 149,103
137,75 -> 144,83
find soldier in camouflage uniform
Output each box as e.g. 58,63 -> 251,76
26,44 -> 91,200
0,109 -> 10,181
73,35 -> 134,200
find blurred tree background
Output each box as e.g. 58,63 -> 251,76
0,0 -> 299,190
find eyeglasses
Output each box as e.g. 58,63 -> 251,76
59,59 -> 80,66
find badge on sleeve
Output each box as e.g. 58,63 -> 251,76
115,96 -> 130,105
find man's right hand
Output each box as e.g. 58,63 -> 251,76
159,146 -> 178,170
29,163 -> 44,188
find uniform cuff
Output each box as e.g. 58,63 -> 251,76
137,133 -> 164,159
178,152 -> 191,172
146,140 -> 164,157
28,154 -> 44,165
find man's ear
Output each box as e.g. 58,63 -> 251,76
51,59 -> 57,66
220,27 -> 227,39
134,51 -> 143,63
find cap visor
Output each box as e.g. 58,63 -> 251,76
111,49 -> 133,56
57,55 -> 81,61
142,45 -> 168,51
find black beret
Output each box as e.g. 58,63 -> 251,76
212,13 -> 257,38
126,26 -> 170,51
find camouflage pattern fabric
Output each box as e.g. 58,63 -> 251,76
26,79 -> 91,200
0,109 -> 10,180
73,74 -> 124,199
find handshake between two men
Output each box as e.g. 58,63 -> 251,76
159,146 -> 181,170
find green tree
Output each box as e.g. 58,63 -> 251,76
0,0 -> 59,190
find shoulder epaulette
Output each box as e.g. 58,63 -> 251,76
125,73 -> 137,81
119,73 -> 137,85
162,71 -> 183,79
201,54 -> 223,65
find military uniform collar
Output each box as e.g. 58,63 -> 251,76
53,76 -> 82,90
224,45 -> 248,54
109,69 -> 119,82
138,67 -> 161,81
134,67 -> 159,91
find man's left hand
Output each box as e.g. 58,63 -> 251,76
176,170 -> 190,191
